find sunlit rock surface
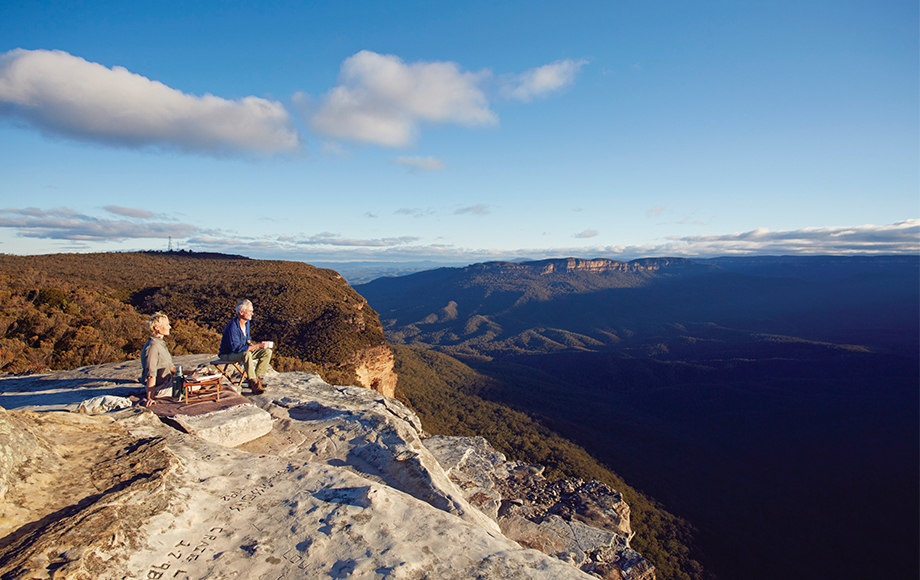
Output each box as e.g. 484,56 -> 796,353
353,343 -> 398,397
0,360 -> 653,579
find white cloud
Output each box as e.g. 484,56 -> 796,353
499,59 -> 588,102
513,220 -> 919,259
646,206 -> 665,218
291,232 -> 421,247
396,208 -> 436,218
0,49 -> 301,156
172,220 -> 920,264
216,232 -> 418,248
575,229 -> 599,239
103,205 -> 155,219
391,156 -> 446,171
301,50 -> 496,147
0,207 -> 197,241
455,204 -> 490,216
658,220 -> 920,256
1,207 -> 78,218
186,233 -> 423,256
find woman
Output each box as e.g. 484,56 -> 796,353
140,311 -> 175,407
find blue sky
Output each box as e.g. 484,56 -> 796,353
1,0 -> 917,265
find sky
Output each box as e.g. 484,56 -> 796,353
1,0 -> 918,267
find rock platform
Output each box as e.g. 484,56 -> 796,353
0,355 -> 273,448
0,358 -> 654,580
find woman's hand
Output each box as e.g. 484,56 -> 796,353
145,381 -> 158,407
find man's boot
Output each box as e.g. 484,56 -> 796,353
248,376 -> 264,394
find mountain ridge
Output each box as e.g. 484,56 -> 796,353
357,254 -> 919,358
468,257 -> 711,275
356,254 -> 920,580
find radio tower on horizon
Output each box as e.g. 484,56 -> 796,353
168,236 -> 173,252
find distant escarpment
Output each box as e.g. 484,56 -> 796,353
471,257 -> 708,277
355,257 -> 720,358
0,252 -> 396,395
360,255 -> 920,580
356,255 -> 919,358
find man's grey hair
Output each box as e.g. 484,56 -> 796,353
236,299 -> 253,314
146,311 -> 169,336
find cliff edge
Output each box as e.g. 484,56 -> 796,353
0,252 -> 397,396
0,359 -> 652,580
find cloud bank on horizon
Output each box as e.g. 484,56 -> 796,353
0,206 -> 196,241
0,48 -> 584,156
0,206 -> 915,262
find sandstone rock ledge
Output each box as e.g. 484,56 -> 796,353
0,361 -> 653,580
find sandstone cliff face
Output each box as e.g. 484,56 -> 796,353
356,256 -> 722,358
467,257 -> 707,276
0,359 -> 653,580
352,343 -> 397,397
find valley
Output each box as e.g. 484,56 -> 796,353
357,255 -> 920,580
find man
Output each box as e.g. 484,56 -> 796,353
219,299 -> 272,394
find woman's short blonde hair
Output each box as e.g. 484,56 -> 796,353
146,312 -> 169,335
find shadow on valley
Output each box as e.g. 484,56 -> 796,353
358,255 -> 920,580
469,346 -> 918,580
391,345 -> 711,580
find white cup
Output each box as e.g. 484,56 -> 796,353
265,341 -> 274,349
